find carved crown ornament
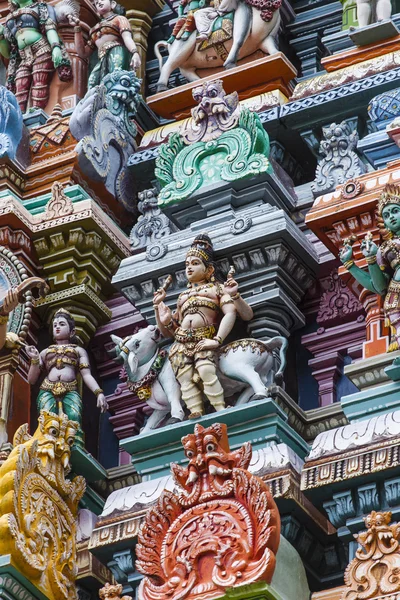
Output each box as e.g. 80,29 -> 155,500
343,511 -> 400,600
0,410 -> 85,600
136,423 -> 281,600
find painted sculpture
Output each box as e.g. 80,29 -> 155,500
355,0 -> 392,28
343,511 -> 400,600
0,86 -> 23,159
154,0 -> 281,90
0,0 -> 73,113
69,0 -> 141,88
26,308 -> 108,448
99,583 -> 132,600
69,69 -> 141,211
0,410 -> 86,600
111,325 -> 185,431
149,233 -> 287,419
136,422 -> 281,600
340,184 -> 400,352
311,121 -> 366,197
156,80 -> 271,206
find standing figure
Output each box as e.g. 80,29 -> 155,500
153,234 -> 253,418
0,290 -> 19,351
69,0 -> 141,89
340,184 -> 400,352
0,0 -> 72,113
26,308 -> 108,448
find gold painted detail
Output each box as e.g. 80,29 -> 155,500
99,582 -> 132,600
343,511 -> 400,600
0,411 -> 86,600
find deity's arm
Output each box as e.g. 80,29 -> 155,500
0,38 -> 10,59
78,348 -> 101,392
215,301 -> 236,343
233,295 -> 253,322
154,303 -> 176,339
346,263 -> 378,294
121,29 -> 139,55
368,262 -> 390,295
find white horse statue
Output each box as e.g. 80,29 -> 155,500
154,0 -> 281,91
110,325 -> 287,433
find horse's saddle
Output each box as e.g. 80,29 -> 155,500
198,11 -> 234,51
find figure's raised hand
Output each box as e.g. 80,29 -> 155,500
223,266 -> 238,297
360,234 -> 378,258
2,289 -> 18,315
25,345 -> 40,360
67,14 -> 80,26
153,287 -> 167,307
339,243 -> 353,264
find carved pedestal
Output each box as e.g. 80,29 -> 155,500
146,53 -> 297,120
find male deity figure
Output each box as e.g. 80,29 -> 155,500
153,234 -> 253,418
340,184 -> 400,352
69,0 -> 141,89
0,0 -> 71,112
168,0 -> 234,43
26,308 -> 108,447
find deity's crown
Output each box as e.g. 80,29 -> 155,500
186,233 -> 214,265
377,184 -> 400,214
54,308 -> 73,320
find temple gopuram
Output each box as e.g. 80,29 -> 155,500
2,0 -> 400,598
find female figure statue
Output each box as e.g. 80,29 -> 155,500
340,184 -> 400,352
0,0 -> 71,113
153,233 -> 253,418
26,308 -> 108,447
69,0 -> 141,89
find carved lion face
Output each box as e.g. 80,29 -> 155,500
35,411 -> 78,473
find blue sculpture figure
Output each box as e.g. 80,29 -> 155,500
0,86 -> 23,160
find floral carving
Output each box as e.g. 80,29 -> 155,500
317,269 -> 363,324
0,411 -> 86,600
43,181 -> 74,221
136,423 -> 280,600
343,511 -> 400,600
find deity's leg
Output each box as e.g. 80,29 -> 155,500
376,0 -> 392,20
388,312 -> 400,352
176,363 -> 204,417
36,389 -> 57,415
196,357 -> 225,412
88,62 -> 102,89
31,51 -> 54,109
62,391 -> 84,448
106,46 -> 130,73
15,63 -> 33,114
356,0 -> 372,27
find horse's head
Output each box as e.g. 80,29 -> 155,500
111,325 -> 161,379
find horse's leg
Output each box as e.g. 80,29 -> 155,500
157,38 -> 197,91
259,14 -> 280,56
180,67 -> 201,82
220,356 -> 267,397
224,3 -> 252,69
141,408 -> 169,433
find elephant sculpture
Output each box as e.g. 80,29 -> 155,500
110,325 -> 287,433
154,0 -> 281,91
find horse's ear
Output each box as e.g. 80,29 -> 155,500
111,334 -> 123,346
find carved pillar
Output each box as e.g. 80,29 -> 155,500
308,351 -> 344,406
360,290 -> 389,358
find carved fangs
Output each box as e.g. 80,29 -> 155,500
186,471 -> 198,484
